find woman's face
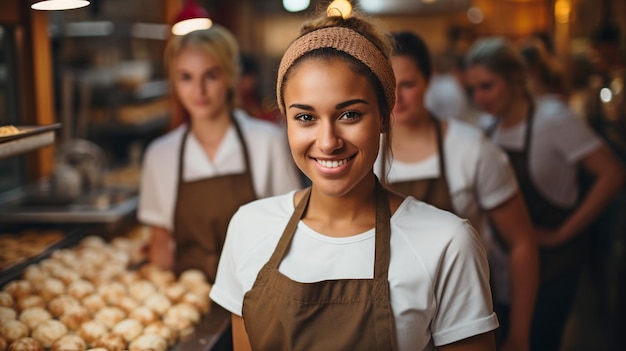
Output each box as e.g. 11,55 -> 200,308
283,58 -> 382,198
391,55 -> 428,124
172,46 -> 231,121
465,64 -> 514,117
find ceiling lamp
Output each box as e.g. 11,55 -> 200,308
171,0 -> 212,36
31,0 -> 90,11
327,0 -> 352,18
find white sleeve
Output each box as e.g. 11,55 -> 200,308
474,136 -> 519,210
551,116 -> 603,164
210,208 -> 247,316
137,144 -> 171,229
431,220 -> 499,346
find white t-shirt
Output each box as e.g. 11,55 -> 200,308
374,119 -> 518,245
210,192 -> 499,350
138,109 -> 302,230
487,95 -> 602,303
424,73 -> 469,121
489,94 -> 602,207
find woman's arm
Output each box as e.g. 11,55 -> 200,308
232,314 -> 252,351
540,145 -> 626,247
439,331 -> 496,351
148,226 -> 174,270
489,191 -> 539,351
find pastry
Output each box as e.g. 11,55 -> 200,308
59,305 -> 91,331
18,307 -> 52,330
143,293 -> 171,316
128,280 -> 156,302
178,269 -> 206,289
37,278 -> 65,302
128,307 -> 157,326
91,332 -> 126,351
31,319 -> 67,348
0,320 -> 29,343
163,312 -> 194,337
112,296 -> 138,314
116,271 -> 140,285
50,334 -> 86,351
3,280 -> 33,299
111,319 -> 143,343
0,291 -> 14,308
81,294 -> 106,314
162,283 -> 187,303
77,320 -> 107,346
128,334 -> 167,351
165,302 -> 200,324
94,306 -> 125,329
0,306 -> 17,323
7,337 -> 43,351
48,295 -> 80,317
67,280 -> 95,300
181,291 -> 210,314
16,295 -> 45,312
21,265 -> 47,287
142,321 -> 176,346
97,282 -> 126,305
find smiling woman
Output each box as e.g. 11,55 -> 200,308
210,6 -> 499,351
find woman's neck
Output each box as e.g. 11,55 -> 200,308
189,109 -> 232,160
499,97 -> 531,129
305,175 -> 378,237
391,108 -> 438,162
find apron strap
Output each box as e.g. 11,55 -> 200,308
177,126 -> 191,188
373,178 -> 391,281
265,187 -> 312,269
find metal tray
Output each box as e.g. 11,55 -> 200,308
0,123 -> 61,158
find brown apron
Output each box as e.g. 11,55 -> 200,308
489,108 -> 587,283
241,179 -> 398,350
381,117 -> 455,213
172,118 -> 257,283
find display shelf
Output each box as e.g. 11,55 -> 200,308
0,123 -> 61,159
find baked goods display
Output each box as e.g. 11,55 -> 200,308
0,232 -> 212,350
0,125 -> 20,137
0,231 -> 64,271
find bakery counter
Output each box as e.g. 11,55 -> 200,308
0,226 -> 229,351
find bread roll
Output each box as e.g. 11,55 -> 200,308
67,280 -> 95,300
128,334 -> 167,351
7,337 -> 43,351
94,306 -> 125,329
18,307 -> 52,330
59,305 -> 91,331
50,334 -> 86,351
91,332 -> 126,351
16,295 -> 45,312
77,320 -> 107,346
81,294 -> 106,314
37,278 -> 65,302
48,295 -> 80,317
31,319 -> 67,348
0,292 -> 14,308
128,307 -> 157,326
111,319 -> 143,343
0,306 -> 17,323
0,320 -> 28,343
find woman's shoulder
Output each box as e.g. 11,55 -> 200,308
234,109 -> 286,137
145,125 -> 186,152
394,196 -> 469,232
233,191 -> 296,222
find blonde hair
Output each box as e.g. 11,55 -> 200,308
165,26 -> 241,123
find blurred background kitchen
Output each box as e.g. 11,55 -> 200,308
0,0 -> 624,350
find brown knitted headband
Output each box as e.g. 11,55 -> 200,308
276,26 -> 396,116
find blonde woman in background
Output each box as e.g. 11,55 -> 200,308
138,26 -> 301,283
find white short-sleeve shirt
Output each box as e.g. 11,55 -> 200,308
210,192 -> 499,350
489,95 -> 603,207
374,119 -> 518,243
138,109 -> 302,230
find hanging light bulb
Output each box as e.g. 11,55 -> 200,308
171,0 -> 212,36
327,0 -> 352,19
31,0 -> 90,11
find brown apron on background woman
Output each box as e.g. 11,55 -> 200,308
489,106 -> 587,351
172,117 -> 257,283
381,116 -> 455,213
241,180 -> 397,351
